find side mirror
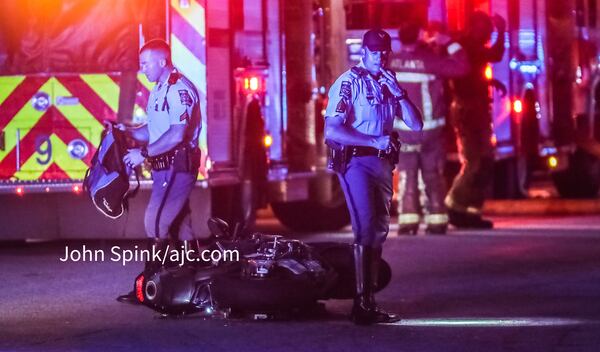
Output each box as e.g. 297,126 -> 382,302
207,217 -> 231,239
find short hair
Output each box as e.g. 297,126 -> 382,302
140,39 -> 171,64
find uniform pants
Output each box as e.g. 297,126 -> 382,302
396,128 -> 447,226
145,168 -> 198,240
446,101 -> 494,214
337,155 -> 394,247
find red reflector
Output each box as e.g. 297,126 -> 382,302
16,187 -> 24,196
72,185 -> 82,194
135,275 -> 145,302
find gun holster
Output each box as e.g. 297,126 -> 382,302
326,140 -> 349,174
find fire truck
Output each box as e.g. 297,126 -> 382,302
343,0 -> 600,199
435,0 -> 600,198
0,0 -> 350,239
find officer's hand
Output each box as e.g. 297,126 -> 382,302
123,148 -> 145,168
372,135 -> 390,151
493,14 -> 506,33
379,69 -> 405,98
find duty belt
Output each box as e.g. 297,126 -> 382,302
148,145 -> 190,171
348,146 -> 391,159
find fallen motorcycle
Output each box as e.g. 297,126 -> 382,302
131,218 -> 391,318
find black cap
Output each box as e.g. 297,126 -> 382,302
362,29 -> 392,51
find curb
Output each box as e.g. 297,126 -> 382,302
483,199 -> 600,215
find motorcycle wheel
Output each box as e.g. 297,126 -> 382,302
309,242 -> 392,299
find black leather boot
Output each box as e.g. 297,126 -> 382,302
116,238 -> 169,304
370,247 -> 400,323
350,244 -> 375,325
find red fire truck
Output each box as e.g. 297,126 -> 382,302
0,0 -> 350,239
343,0 -> 600,199
436,0 -> 600,198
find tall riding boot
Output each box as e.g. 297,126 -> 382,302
351,244 -> 376,325
370,247 -> 400,323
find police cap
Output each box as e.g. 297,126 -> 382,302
362,29 -> 392,52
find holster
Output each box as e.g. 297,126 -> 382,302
326,139 -> 349,174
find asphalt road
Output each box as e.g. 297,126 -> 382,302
1,215 -> 600,352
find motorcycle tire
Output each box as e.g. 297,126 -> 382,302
309,242 -> 392,299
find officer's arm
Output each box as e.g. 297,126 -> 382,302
325,115 -> 384,148
398,97 -> 423,131
146,124 -> 185,157
127,124 -> 149,143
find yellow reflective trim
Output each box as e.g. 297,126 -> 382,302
0,79 -> 51,163
79,74 -> 119,113
171,35 -> 206,94
399,213 -> 420,224
0,76 -> 26,106
12,134 -> 88,180
137,73 -> 154,92
424,213 -> 449,225
49,134 -> 88,178
53,78 -> 104,141
171,0 -> 206,37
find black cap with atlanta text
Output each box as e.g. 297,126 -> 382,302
362,29 -> 392,51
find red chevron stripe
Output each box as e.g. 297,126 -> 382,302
52,109 -> 97,165
0,110 -> 53,178
0,107 -> 97,179
55,76 -> 117,123
0,76 -> 49,131
40,163 -> 70,180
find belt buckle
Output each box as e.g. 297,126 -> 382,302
377,149 -> 386,158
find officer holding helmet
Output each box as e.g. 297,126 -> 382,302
324,29 -> 423,325
116,39 -> 202,303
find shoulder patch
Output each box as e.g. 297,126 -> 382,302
339,81 -> 351,99
335,100 -> 347,113
178,90 -> 193,107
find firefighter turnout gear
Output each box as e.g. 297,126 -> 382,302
445,12 -> 506,229
389,39 -> 469,235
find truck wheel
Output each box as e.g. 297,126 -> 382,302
270,180 -> 350,232
552,149 -> 600,198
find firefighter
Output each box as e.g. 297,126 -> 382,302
445,11 -> 506,229
117,39 -> 202,303
389,21 -> 469,235
324,29 -> 423,325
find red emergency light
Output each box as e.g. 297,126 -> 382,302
242,75 -> 264,95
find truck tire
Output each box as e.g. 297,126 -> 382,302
270,180 -> 350,232
552,149 -> 600,198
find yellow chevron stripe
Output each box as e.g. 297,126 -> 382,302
171,35 -> 206,94
79,74 -> 119,113
0,76 -> 26,106
138,73 -> 154,92
0,79 -> 51,163
49,134 -> 88,178
53,78 -> 104,140
171,0 -> 206,36
13,134 -> 88,180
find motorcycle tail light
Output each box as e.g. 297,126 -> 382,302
135,274 -> 145,302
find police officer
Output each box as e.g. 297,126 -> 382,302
446,12 -> 506,229
117,39 -> 202,303
389,21 -> 469,235
325,29 -> 423,325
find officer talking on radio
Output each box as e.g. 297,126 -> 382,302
324,29 -> 423,325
